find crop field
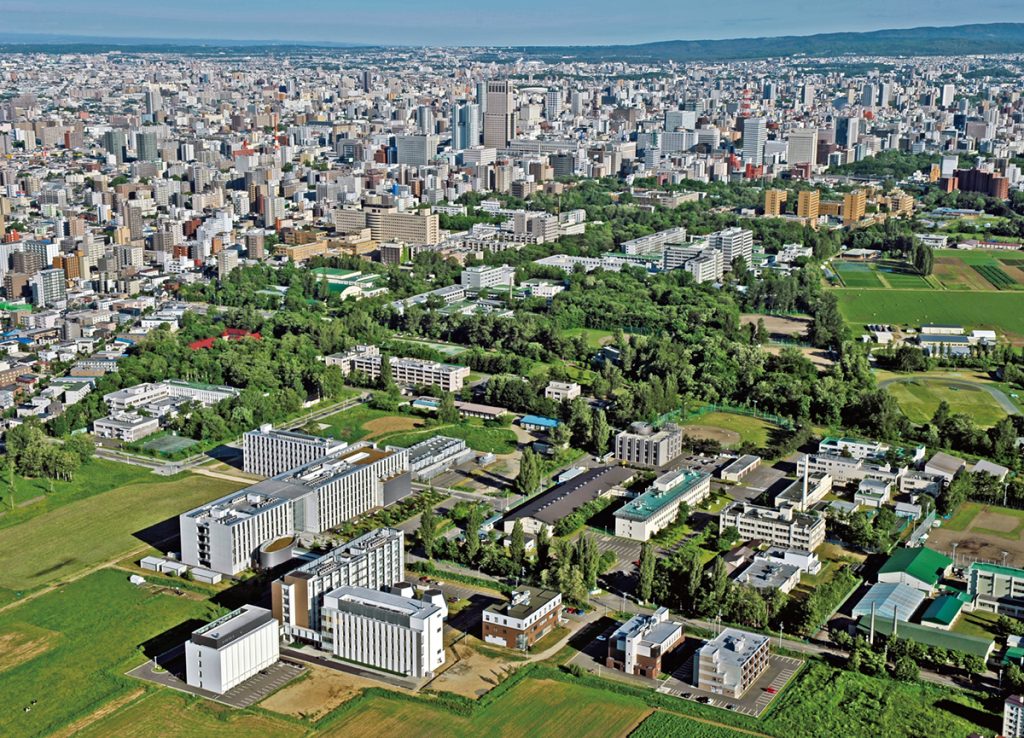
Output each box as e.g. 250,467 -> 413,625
0,569 -> 227,738
628,712 -> 762,738
318,678 -> 650,738
972,263 -> 1020,290
934,248 -> 1024,266
836,290 -> 1024,341
881,377 -> 1010,427
875,265 -> 933,289
0,471 -> 244,598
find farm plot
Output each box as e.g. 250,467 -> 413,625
972,264 -> 1019,290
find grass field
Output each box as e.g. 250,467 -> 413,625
834,261 -> 884,288
559,327 -> 618,349
876,266 -> 933,289
311,405 -> 422,443
883,378 -> 1009,427
0,471 -> 244,598
2,459 -> 155,526
934,249 -> 1024,266
319,678 -> 649,738
763,660 -> 998,738
836,289 -> 1024,339
377,420 -> 519,455
0,569 -> 228,738
952,609 -> 1002,640
628,711 -> 760,738
682,411 -> 781,448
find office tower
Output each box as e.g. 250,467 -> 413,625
837,116 -> 861,148
360,69 -> 371,93
797,190 -> 820,221
454,103 -> 480,150
30,268 -> 66,307
144,86 -> 163,116
415,106 -> 435,134
136,131 -> 158,161
545,88 -> 562,120
126,202 -> 144,241
762,82 -> 776,102
843,190 -> 866,225
483,81 -> 515,148
788,127 -> 818,165
395,134 -> 438,166
665,110 -> 696,131
12,250 -> 43,275
941,84 -> 956,107
861,83 -> 877,108
879,82 -> 892,107
800,84 -> 814,107
476,81 -> 487,113
245,231 -> 265,260
742,117 -> 766,166
103,130 -> 127,164
217,248 -> 239,279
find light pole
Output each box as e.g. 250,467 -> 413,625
951,542 -> 958,569
1004,551 -> 1010,567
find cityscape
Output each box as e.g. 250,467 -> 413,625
5,8 -> 1024,738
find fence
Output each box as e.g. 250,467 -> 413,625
655,402 -> 795,431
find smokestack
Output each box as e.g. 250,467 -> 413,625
802,456 -> 808,511
870,602 -> 876,645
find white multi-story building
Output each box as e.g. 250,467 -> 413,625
615,422 -> 684,468
461,264 -> 516,290
605,607 -> 684,679
185,605 -> 280,694
272,528 -> 405,643
321,586 -> 446,678
92,412 -> 160,442
707,227 -> 753,269
326,346 -> 470,392
615,468 -> 711,541
719,501 -> 826,551
243,425 -> 349,477
181,443 -> 409,574
544,381 -> 581,402
1005,695 -> 1024,738
695,628 -> 770,697
104,380 -> 239,413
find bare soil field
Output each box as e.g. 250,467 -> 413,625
261,665 -> 394,720
763,344 -> 836,369
934,257 -> 994,291
681,425 -> 742,447
429,638 -> 524,699
929,527 -> 1024,568
973,510 -> 1019,533
0,624 -> 58,673
740,314 -> 811,339
361,416 -> 424,438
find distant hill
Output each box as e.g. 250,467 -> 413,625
516,23 -> 1024,62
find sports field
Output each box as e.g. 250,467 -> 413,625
0,569 -> 228,738
682,411 -> 781,448
836,290 -> 1024,340
931,503 -> 1024,568
0,471 -> 244,598
311,405 -> 426,443
833,261 -> 884,288
881,376 -> 1010,427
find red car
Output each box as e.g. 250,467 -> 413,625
765,687 -> 777,694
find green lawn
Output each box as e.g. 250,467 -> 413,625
878,268 -> 933,289
834,261 -> 885,288
934,249 -> 1024,266
558,327 -> 618,349
0,471 -> 244,598
944,501 -> 985,531
952,609 -> 1002,640
683,411 -> 781,447
0,569 -> 228,738
884,378 -> 1009,427
1,459 -> 155,527
836,289 -> 1024,339
309,405 -> 403,443
377,421 -> 519,454
763,660 -> 998,738
318,677 -> 650,738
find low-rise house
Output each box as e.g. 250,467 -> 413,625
924,452 -> 967,484
734,559 -> 802,594
719,454 -> 760,482
544,380 -> 581,402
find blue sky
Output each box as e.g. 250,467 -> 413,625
2,0 -> 1024,46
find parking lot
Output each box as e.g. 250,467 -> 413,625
658,652 -> 803,717
129,649 -> 305,708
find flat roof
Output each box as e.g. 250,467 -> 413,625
970,561 -> 1024,579
504,465 -> 634,526
325,586 -> 440,623
736,560 -> 801,590
191,605 -> 274,650
615,470 -> 709,521
485,586 -> 561,620
700,628 -> 768,667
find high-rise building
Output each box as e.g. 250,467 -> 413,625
30,267 -> 66,307
788,127 -> 818,166
217,248 -> 239,279
454,103 -> 480,150
708,227 -> 754,268
860,83 -> 877,108
764,189 -> 787,217
136,130 -> 158,161
837,116 -> 861,148
742,117 -> 766,166
545,88 -> 562,120
941,84 -> 956,108
102,130 -> 127,164
483,81 -> 515,148
395,134 -> 438,166
125,202 -> 144,241
843,190 -> 867,225
797,190 -> 820,221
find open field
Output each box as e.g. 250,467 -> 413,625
629,711 -> 767,738
933,257 -> 993,290
377,421 -> 519,454
311,405 -> 425,443
836,290 -> 1024,341
952,609 -> 1002,640
0,471 -> 244,597
559,327 -> 619,348
77,689 -> 304,738
682,411 -> 781,448
931,503 -> 1024,568
261,664 -> 395,721
0,569 -> 227,738
934,248 -> 1024,266
0,623 -> 59,674
429,636 -> 528,698
319,677 -> 650,738
739,313 -> 811,341
881,376 -> 1010,427
834,261 -> 884,288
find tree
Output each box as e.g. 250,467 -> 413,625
591,410 -> 611,456
535,527 -> 551,572
510,519 -> 526,569
418,507 -> 439,560
437,391 -> 460,424
638,541 -> 656,603
514,448 -> 542,498
892,655 -> 919,682
549,421 -> 572,448
64,434 -> 95,465
808,292 -> 847,349
377,353 -> 395,391
464,503 -> 483,563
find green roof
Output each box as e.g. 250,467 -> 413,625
879,547 -> 952,586
856,618 -> 992,658
615,471 -> 709,522
921,595 -> 963,626
1003,647 -> 1024,666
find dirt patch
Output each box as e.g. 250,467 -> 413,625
929,527 -> 1024,568
362,417 -> 423,439
51,688 -> 145,738
973,511 -> 1020,534
741,314 -> 811,340
261,665 -> 392,720
428,638 -> 524,699
934,257 -> 994,290
681,425 -> 741,447
0,626 -> 58,673
763,344 -> 835,369
998,261 -> 1024,286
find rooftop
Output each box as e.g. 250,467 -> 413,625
921,595 -> 964,626
701,628 -> 768,667
486,586 -> 561,620
878,547 -> 952,586
191,605 -> 275,650
504,465 -> 635,526
851,582 -> 927,622
615,470 -> 708,521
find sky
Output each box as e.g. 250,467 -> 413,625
2,0 -> 1024,46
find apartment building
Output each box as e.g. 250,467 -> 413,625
272,527 -> 404,642
663,244 -> 724,284
1005,695 -> 1024,738
321,586 -> 446,678
242,424 -> 348,477
461,264 -> 516,290
605,607 -> 684,679
185,605 -> 280,695
694,628 -> 770,698
968,562 -> 1024,617
482,587 -> 563,650
614,468 -> 711,541
614,422 -> 684,468
326,345 -> 470,392
180,443 -> 409,574
718,501 -> 826,551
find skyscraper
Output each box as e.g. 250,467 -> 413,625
742,117 -> 766,166
483,81 -> 515,149
136,130 -> 158,161
454,103 -> 480,150
788,127 -> 818,166
545,88 -> 562,120
103,130 -> 127,164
